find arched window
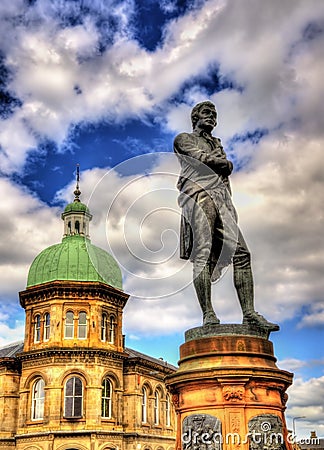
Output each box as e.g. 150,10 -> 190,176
108,315 -> 115,343
34,314 -> 41,343
44,312 -> 50,341
101,313 -> 107,341
31,378 -> 45,420
75,220 -> 80,234
65,311 -> 74,339
141,386 -> 147,423
166,394 -> 171,427
78,312 -> 87,339
154,390 -> 160,425
64,376 -> 83,418
101,378 -> 112,418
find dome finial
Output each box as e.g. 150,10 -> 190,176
74,163 -> 81,202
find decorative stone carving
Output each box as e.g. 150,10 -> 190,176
236,340 -> 246,351
229,413 -> 241,449
222,386 -> 244,401
171,392 -> 180,409
182,414 -> 222,450
230,414 -> 240,434
248,414 -> 287,450
281,392 -> 288,406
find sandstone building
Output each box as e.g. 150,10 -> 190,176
0,180 -> 176,450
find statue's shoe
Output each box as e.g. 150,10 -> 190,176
203,311 -> 220,326
243,311 -> 279,331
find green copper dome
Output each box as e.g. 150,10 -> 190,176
27,235 -> 123,290
27,167 -> 122,290
64,201 -> 90,213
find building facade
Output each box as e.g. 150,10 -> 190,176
0,182 -> 176,450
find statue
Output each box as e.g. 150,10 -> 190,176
174,101 -> 279,331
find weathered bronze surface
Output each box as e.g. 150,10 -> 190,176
174,101 -> 279,333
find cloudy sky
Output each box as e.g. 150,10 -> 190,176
0,0 -> 324,439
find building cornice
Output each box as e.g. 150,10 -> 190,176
124,356 -> 176,376
0,357 -> 21,372
17,346 -> 128,363
14,430 -> 176,441
19,280 -> 129,309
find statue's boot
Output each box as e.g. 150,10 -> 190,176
194,265 -> 220,326
234,267 -> 279,331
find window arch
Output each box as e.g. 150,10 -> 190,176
34,314 -> 41,343
78,312 -> 87,339
108,315 -> 115,343
44,312 -> 50,341
141,386 -> 148,423
101,378 -> 112,418
31,378 -> 45,420
154,390 -> 160,425
101,313 -> 108,341
75,220 -> 80,234
65,311 -> 74,339
64,376 -> 83,418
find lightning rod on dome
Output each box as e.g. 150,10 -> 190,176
74,163 -> 81,202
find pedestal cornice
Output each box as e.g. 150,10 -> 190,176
185,323 -> 277,342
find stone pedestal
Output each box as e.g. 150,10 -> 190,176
165,325 -> 293,450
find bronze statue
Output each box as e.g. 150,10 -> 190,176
174,100 -> 278,331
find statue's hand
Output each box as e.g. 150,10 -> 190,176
213,159 -> 233,176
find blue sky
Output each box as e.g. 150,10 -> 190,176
1,0 -> 324,438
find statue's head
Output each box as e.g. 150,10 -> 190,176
191,101 -> 217,131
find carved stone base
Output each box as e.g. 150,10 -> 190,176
165,332 -> 293,450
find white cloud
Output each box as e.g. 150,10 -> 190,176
230,132 -> 324,322
299,306 -> 324,328
1,0 -> 324,174
0,178 -> 61,300
0,0 -> 140,172
0,302 -> 25,346
0,114 -> 38,174
0,321 -> 25,348
163,0 -> 324,142
277,358 -> 307,372
286,376 -> 324,437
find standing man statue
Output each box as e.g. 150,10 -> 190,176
174,100 -> 279,331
